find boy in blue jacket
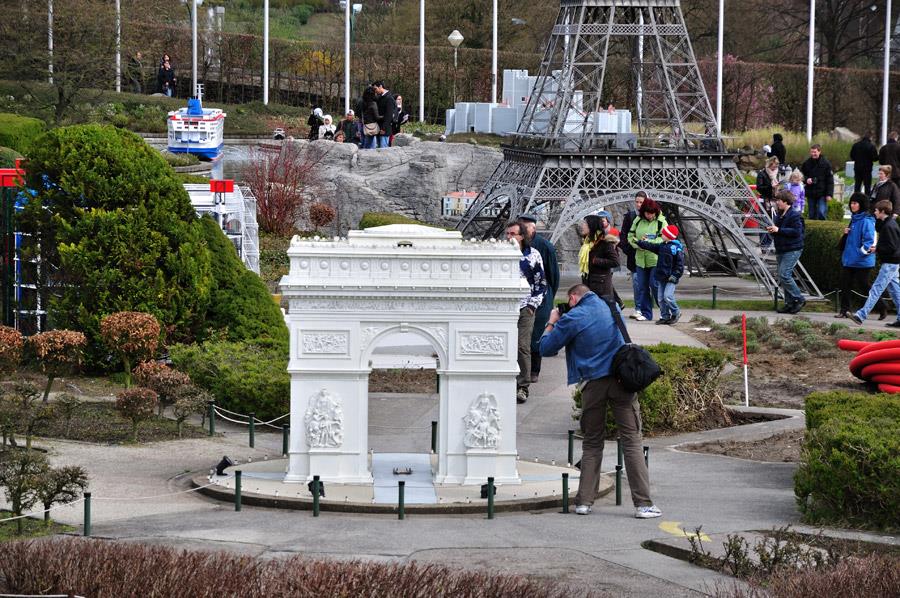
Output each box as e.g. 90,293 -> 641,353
637,224 -> 684,324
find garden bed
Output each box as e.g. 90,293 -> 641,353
0,511 -> 73,543
23,401 -> 205,444
680,429 -> 804,463
679,316 -> 886,409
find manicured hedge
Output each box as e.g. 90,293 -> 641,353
169,339 -> 289,420
0,146 -> 21,168
795,390 -> 900,530
0,113 -> 44,154
358,212 -> 430,229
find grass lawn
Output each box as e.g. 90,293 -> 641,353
0,511 -> 74,542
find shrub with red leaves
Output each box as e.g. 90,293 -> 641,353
132,361 -> 191,415
100,312 -> 161,387
0,326 -> 24,374
308,202 -> 336,232
115,387 -> 158,442
28,330 -> 87,402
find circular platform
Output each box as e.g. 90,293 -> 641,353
192,454 -> 613,514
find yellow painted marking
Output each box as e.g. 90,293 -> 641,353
659,521 -> 711,542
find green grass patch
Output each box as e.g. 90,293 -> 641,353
0,511 -> 74,542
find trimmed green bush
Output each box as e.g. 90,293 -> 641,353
358,212 -> 430,229
588,344 -> 730,435
801,220 -> 846,292
795,390 -> 900,530
169,339 -> 288,420
161,151 -> 200,167
198,216 -> 288,345
18,125 -> 212,368
0,113 -> 45,154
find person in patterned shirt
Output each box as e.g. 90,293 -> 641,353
505,222 -> 546,404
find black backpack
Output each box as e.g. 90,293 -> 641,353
602,297 -> 664,392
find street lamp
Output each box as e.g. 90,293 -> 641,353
339,1 -> 362,114
263,0 -> 269,105
181,0 -> 203,98
448,30 -> 463,105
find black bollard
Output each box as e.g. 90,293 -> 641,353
712,285 -> 718,309
234,471 -> 242,512
312,475 -> 321,517
83,492 -> 92,536
617,437 -> 623,468
561,473 -> 569,514
431,420 -> 437,454
487,477 -> 495,520
567,429 -> 574,466
398,481 -> 405,520
282,424 -> 289,456
615,465 -> 622,506
207,401 -> 215,436
248,412 -> 255,448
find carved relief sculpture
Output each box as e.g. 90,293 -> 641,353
463,392 -> 501,449
302,332 -> 349,354
460,334 -> 505,355
305,389 -> 344,448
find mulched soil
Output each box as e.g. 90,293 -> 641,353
676,317 -> 883,409
369,368 -> 437,394
681,429 -> 804,463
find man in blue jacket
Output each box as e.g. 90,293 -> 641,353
766,190 -> 806,314
539,284 -> 661,519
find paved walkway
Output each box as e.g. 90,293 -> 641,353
5,309 -> 896,596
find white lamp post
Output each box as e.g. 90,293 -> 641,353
115,0 -> 121,93
882,0 -> 893,147
48,0 -> 53,84
491,0 -> 498,104
715,0 -> 723,133
344,0 -> 350,114
448,29 -> 464,105
263,0 -> 269,105
181,0 -> 203,97
419,0 -> 425,122
806,0 -> 815,142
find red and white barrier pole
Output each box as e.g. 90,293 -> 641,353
742,313 -> 749,407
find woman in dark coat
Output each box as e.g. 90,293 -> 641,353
578,215 -> 619,301
361,86 -> 381,150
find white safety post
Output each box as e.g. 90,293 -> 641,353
742,313 -> 749,407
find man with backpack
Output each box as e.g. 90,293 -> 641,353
539,284 -> 662,519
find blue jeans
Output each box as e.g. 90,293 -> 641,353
363,135 -> 377,149
776,249 -> 804,305
657,282 -> 680,320
634,266 -> 658,320
856,263 -> 900,321
377,135 -> 390,148
808,197 -> 827,220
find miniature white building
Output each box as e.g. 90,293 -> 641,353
183,183 -> 260,273
279,224 -> 526,486
444,69 -> 633,145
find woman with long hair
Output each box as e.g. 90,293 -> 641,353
578,215 -> 620,301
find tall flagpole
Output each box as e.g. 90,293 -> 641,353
344,0 -> 350,114
48,0 -> 53,84
882,0 -> 893,147
419,0 -> 425,122
115,0 -> 121,92
263,0 -> 269,105
491,0 -> 498,104
192,0 -> 198,96
716,0 -> 723,133
806,0 -> 815,142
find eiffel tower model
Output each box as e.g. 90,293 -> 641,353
458,0 -> 821,299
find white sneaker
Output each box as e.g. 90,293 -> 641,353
575,504 -> 592,515
634,505 -> 662,519
634,314 -> 647,322
628,311 -> 639,320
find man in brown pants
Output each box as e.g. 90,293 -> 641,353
540,284 -> 661,518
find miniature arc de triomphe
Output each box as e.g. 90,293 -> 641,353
279,224 -> 528,486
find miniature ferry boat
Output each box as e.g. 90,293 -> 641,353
167,88 -> 225,160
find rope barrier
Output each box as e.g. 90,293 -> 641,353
90,481 -> 219,502
212,407 -> 288,429
0,497 -> 87,524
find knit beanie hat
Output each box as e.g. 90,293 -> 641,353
661,225 -> 679,241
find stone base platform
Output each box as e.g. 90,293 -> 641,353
193,454 -> 613,514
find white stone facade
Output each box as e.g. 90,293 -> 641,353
279,224 -> 526,485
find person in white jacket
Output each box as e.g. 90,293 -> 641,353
318,115 -> 336,141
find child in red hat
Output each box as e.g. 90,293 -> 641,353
637,224 -> 685,324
